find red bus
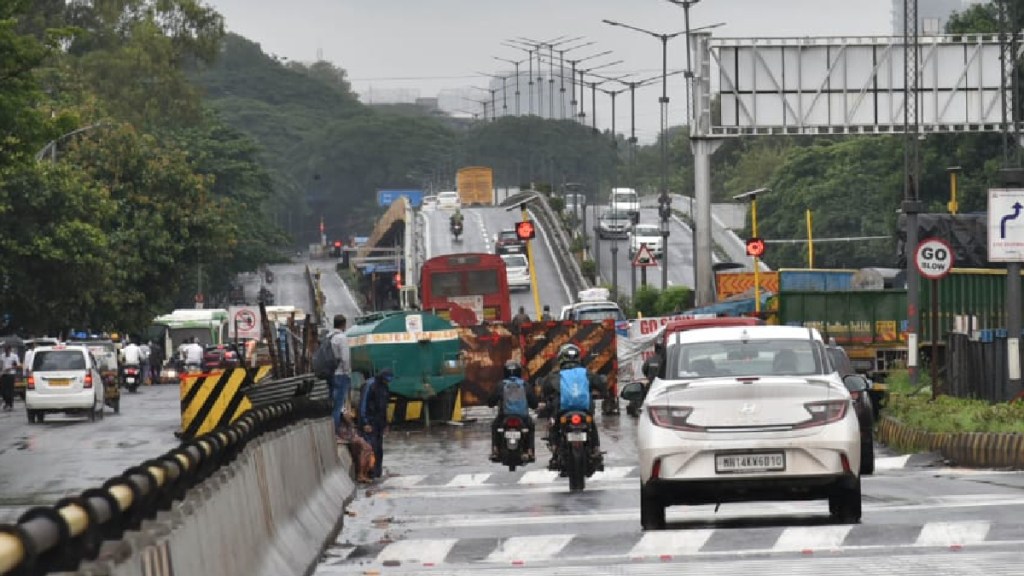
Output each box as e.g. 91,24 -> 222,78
419,253 -> 511,326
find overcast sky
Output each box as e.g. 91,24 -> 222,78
204,0 -> 896,142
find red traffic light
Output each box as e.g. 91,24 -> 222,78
515,220 -> 536,241
334,240 -> 342,248
745,237 -> 766,258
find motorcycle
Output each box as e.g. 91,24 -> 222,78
451,221 -> 463,241
492,414 -> 534,472
122,365 -> 141,393
549,410 -> 603,492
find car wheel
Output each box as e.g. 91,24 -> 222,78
26,409 -> 35,424
828,476 -> 862,523
113,398 -> 120,414
89,406 -> 97,422
640,482 -> 666,530
37,412 -> 45,423
860,432 -> 875,476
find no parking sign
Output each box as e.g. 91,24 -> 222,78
229,306 -> 261,339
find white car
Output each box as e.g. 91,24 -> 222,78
25,344 -> 105,423
501,254 -> 531,291
629,223 -> 663,258
437,191 -> 461,210
421,195 -> 438,211
626,325 -> 861,530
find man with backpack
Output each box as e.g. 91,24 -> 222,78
315,314 -> 351,432
487,361 -> 538,462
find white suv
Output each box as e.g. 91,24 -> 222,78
626,325 -> 861,529
26,345 -> 105,423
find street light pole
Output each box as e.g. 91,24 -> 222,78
734,188 -> 769,315
493,56 -> 526,116
603,20 -> 688,290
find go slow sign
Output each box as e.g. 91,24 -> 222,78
914,237 -> 955,280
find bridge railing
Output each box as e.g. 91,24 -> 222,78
503,191 -> 590,297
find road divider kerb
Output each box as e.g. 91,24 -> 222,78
878,415 -> 1024,469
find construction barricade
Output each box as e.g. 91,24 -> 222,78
518,319 -> 619,413
178,366 -> 272,440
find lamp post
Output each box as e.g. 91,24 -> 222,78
603,19 -> 688,290
508,36 -> 574,117
477,72 -> 511,117
493,56 -> 526,116
734,188 -> 769,316
555,41 -> 596,119
471,85 -> 498,120
540,50 -> 612,123
574,60 -> 623,127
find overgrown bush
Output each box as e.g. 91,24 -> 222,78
580,259 -> 596,283
883,369 -> 1024,433
549,196 -> 565,213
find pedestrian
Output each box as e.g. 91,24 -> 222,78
148,340 -> 164,384
329,314 -> 352,432
511,306 -> 531,333
337,414 -> 375,483
541,305 -> 553,321
1,345 -> 20,411
358,368 -> 393,480
139,340 -> 151,385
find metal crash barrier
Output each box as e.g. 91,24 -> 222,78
0,395 -> 329,576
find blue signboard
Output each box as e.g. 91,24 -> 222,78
377,189 -> 424,208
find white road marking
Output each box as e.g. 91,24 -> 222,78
376,538 -> 457,565
393,509 -> 637,530
486,534 -> 574,563
518,470 -> 560,484
446,473 -> 492,487
874,454 -> 912,471
628,529 -> 715,557
915,521 -> 990,547
772,525 -> 853,551
589,466 -> 635,481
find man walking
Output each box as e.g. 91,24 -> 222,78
358,368 -> 392,480
0,345 -> 20,411
330,314 -> 352,431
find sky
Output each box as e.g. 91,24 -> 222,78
204,0 -> 901,143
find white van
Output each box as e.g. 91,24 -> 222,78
610,188 -> 639,222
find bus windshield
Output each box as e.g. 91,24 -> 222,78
420,253 -> 510,325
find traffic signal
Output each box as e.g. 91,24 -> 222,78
394,272 -> 402,288
745,237 -> 766,258
515,220 -> 536,241
331,240 -> 342,257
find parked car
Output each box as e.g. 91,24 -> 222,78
25,344 -> 105,423
628,223 -> 663,258
437,191 -> 461,210
421,195 -> 439,211
597,210 -> 630,239
501,253 -> 531,292
495,229 -> 526,255
827,343 -> 875,475
625,325 -> 861,530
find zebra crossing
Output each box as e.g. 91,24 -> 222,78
319,519 -> 1022,571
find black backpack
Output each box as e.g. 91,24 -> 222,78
312,331 -> 338,379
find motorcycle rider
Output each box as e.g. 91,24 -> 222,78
450,207 -> 464,235
121,338 -> 142,386
488,361 -> 538,463
182,337 -> 204,373
539,343 -> 607,470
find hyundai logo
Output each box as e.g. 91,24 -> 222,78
739,403 -> 758,415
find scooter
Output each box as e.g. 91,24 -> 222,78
491,414 -> 534,472
122,365 -> 141,393
549,411 -> 603,492
451,221 -> 463,241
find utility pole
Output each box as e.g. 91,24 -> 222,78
902,0 -> 923,387
493,56 -> 525,116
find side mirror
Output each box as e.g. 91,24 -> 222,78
620,380 -> 646,402
842,374 -> 868,392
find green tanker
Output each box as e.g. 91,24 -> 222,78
347,310 -> 464,401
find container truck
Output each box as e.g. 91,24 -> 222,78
456,166 -> 494,206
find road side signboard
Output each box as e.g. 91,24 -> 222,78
914,237 -> 955,280
228,306 -> 261,340
988,188 -> 1024,262
632,243 -> 657,268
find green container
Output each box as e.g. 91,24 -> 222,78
777,290 -> 907,345
919,268 -> 1020,342
347,311 -> 464,400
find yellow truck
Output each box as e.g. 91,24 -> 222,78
456,166 -> 494,206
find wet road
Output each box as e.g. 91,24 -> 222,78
422,207 -> 572,318
0,384 -> 181,523
316,409 -> 1024,574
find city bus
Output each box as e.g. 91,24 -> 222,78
419,253 -> 511,326
149,308 -> 230,363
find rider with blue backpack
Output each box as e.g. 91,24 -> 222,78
489,361 -> 538,462
540,343 -> 607,470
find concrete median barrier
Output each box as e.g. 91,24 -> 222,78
878,415 -> 1024,469
78,418 -> 355,576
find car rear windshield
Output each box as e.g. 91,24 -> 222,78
574,307 -> 625,322
499,231 -> 518,241
502,255 -> 528,268
667,338 -> 824,379
33,350 -> 87,371
634,226 -> 659,235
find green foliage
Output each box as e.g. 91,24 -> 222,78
548,196 -> 564,213
632,285 -> 660,318
656,286 -> 693,314
886,394 -> 1024,434
580,259 -> 596,283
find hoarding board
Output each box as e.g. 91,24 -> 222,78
377,189 -> 424,208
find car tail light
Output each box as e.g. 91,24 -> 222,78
27,376 -> 34,390
84,373 -> 93,389
840,454 -> 852,473
795,399 -> 849,429
651,458 -> 662,480
648,405 -> 704,431
505,416 -> 523,428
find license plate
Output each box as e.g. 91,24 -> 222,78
715,452 -> 786,474
504,430 -> 521,440
566,431 -> 587,442
48,378 -> 71,387
126,377 -> 135,384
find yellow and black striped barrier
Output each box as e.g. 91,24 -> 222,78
878,415 -> 1024,469
387,391 -> 463,424
179,367 -> 272,440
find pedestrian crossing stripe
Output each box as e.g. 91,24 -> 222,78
326,520 -> 1022,569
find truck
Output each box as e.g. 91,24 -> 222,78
610,187 -> 639,223
149,308 -> 230,366
456,166 -> 494,206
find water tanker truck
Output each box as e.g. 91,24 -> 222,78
347,310 -> 465,423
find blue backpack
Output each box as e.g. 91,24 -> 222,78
502,378 -> 529,416
559,366 -> 591,413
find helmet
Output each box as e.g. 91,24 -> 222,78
558,343 -> 582,366
503,361 -> 522,380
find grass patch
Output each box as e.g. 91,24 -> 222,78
884,369 -> 1024,434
